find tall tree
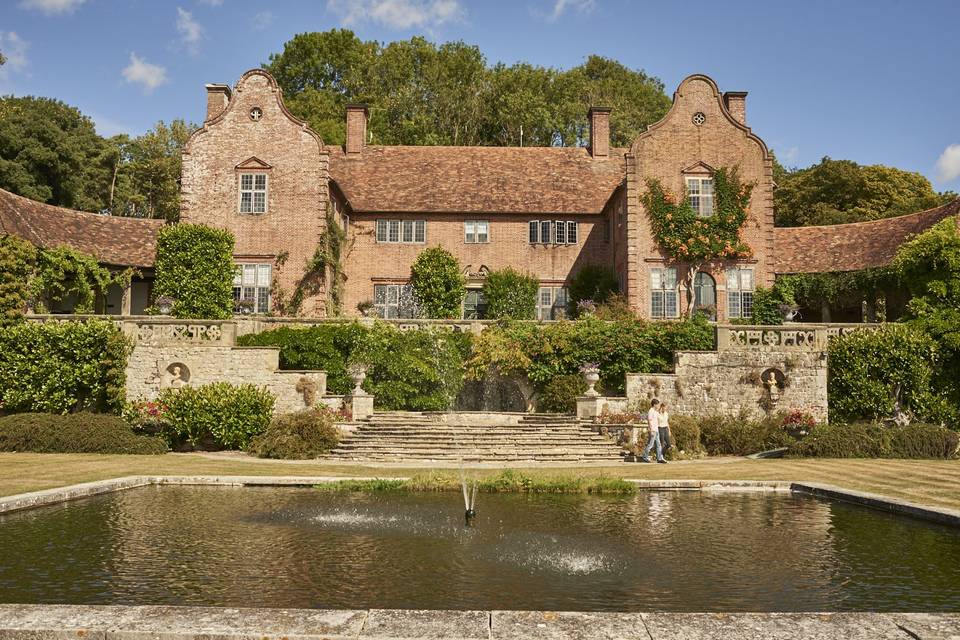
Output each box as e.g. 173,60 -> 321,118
774,157 -> 954,227
111,120 -> 191,221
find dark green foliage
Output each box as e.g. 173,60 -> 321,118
238,321 -> 472,411
409,247 -> 465,319
482,267 -> 538,320
153,224 -> 236,319
248,407 -> 342,459
568,265 -> 619,316
0,234 -> 36,325
30,246 -> 121,314
828,324 -> 953,424
0,319 -> 129,414
158,382 -> 275,450
774,157 -> 952,227
537,374 -> 586,413
0,413 -> 167,454
663,414 -> 705,459
789,422 -> 959,459
265,31 -> 670,147
698,412 -> 794,456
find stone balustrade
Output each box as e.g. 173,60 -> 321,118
715,323 -> 880,351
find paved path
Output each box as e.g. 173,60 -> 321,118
0,605 -> 957,639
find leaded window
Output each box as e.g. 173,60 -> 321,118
528,220 -> 578,245
650,267 -> 679,319
239,173 -> 267,214
537,286 -> 569,320
375,219 -> 425,244
686,177 -> 714,217
463,289 -> 488,319
233,263 -> 271,313
726,267 -> 755,319
373,283 -> 418,318
465,220 -> 489,244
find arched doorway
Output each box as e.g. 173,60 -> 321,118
693,272 -> 717,320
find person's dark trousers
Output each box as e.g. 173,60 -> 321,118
659,426 -> 671,452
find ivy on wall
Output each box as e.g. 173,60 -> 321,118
153,224 -> 236,319
0,235 -> 37,325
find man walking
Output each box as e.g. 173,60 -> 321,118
641,398 -> 666,464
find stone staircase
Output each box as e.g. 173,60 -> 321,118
327,412 -> 625,463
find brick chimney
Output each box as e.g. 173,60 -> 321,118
723,91 -> 747,125
205,84 -> 231,122
345,104 -> 369,154
588,107 -> 611,158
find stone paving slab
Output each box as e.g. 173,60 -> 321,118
641,613 -> 911,640
888,613 -> 960,640
492,610 -> 647,639
361,609 -> 490,639
791,483 -> 960,528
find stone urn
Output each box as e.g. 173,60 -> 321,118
580,364 -> 601,397
155,296 -> 175,316
348,363 -> 369,395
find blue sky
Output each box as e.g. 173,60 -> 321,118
2,0 -> 959,190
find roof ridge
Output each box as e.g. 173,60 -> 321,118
778,198 -> 960,233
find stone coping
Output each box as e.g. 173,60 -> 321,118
0,605 -> 956,639
1,475 -> 958,529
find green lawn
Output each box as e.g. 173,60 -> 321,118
1,453 -> 958,511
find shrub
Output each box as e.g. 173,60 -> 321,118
698,411 -> 794,456
664,414 -> 704,459
159,382 -> 275,450
537,374 -> 586,413
594,294 -> 636,321
0,319 -> 129,414
248,407 -> 342,459
0,413 -> 167,454
409,247 -> 465,319
0,234 -> 37,325
789,422 -> 959,459
828,324 -> 949,424
483,267 -> 538,320
153,223 -> 235,319
569,265 -> 619,316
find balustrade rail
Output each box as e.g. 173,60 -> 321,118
715,324 -> 880,351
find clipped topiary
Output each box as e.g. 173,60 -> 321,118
409,246 -> 465,319
153,223 -> 236,319
248,407 -> 342,459
483,267 -> 538,320
0,413 -> 167,454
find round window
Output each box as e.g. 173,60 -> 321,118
250,107 -> 263,121
692,112 -> 706,126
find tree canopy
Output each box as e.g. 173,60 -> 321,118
264,30 -> 672,147
773,156 -> 954,227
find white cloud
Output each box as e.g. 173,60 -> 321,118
176,7 -> 203,53
121,53 -> 168,94
251,10 -> 274,31
548,0 -> 595,21
0,32 -> 29,76
19,0 -> 85,15
327,0 -> 464,30
935,144 -> 960,183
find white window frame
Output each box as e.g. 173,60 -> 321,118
528,220 -> 578,245
726,267 -> 755,319
529,220 -> 539,244
233,263 -> 271,313
686,176 -> 714,217
537,286 -> 569,320
650,267 -> 679,319
375,219 -> 426,244
566,221 -> 578,244
465,220 -> 489,244
239,172 -> 268,214
373,283 -> 417,318
463,288 -> 488,319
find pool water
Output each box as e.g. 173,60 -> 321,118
0,486 -> 957,611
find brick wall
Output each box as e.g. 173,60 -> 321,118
340,213 -> 612,315
180,70 -> 331,316
626,75 -> 774,322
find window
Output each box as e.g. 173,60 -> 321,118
375,219 -> 426,244
465,220 -> 489,244
463,289 -> 488,319
727,267 -> 755,319
650,267 -> 679,319
233,263 -> 271,313
239,173 -> 267,214
537,286 -> 569,320
373,284 -> 418,318
529,220 -> 579,245
686,177 -> 714,217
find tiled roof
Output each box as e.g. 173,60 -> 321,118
329,145 -> 625,215
0,188 -> 164,268
774,199 -> 960,274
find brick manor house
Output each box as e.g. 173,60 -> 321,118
2,69 -> 957,320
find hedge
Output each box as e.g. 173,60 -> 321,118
0,413 -> 167,454
0,319 -> 129,414
409,247 -> 465,319
153,223 -> 236,319
789,422 -> 959,459
482,268 -> 538,320
248,407 -> 342,459
158,382 -> 275,449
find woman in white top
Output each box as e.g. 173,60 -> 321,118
658,403 -> 672,455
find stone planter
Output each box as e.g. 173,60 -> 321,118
348,366 -> 368,395
581,367 -> 600,397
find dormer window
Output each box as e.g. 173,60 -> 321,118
239,173 -> 267,214
686,176 -> 714,217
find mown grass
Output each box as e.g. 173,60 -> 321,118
315,470 -> 637,494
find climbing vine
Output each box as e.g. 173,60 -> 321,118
641,167 -> 753,262
32,247 -> 133,314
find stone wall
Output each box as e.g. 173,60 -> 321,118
126,345 -> 328,414
626,349 -> 828,422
